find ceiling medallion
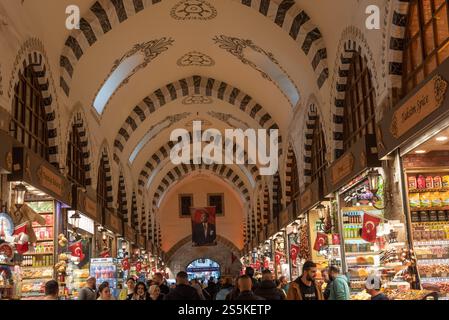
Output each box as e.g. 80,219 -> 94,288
182,95 -> 213,105
170,0 -> 217,20
177,51 -> 215,67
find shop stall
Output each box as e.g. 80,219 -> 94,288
8,146 -> 72,300
377,63 -> 449,299
324,135 -> 410,295
63,186 -> 100,299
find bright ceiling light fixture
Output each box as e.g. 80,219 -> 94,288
436,136 -> 448,142
93,38 -> 175,115
415,150 -> 427,154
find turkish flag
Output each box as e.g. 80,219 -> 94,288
361,213 -> 381,243
264,258 -> 269,269
136,262 -> 142,272
69,241 -> 85,261
275,251 -> 283,265
255,260 -> 261,270
290,244 -> 299,266
313,232 -> 328,251
13,223 -> 29,254
122,258 -> 130,271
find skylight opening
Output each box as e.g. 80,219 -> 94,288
244,48 -> 300,107
93,53 -> 143,114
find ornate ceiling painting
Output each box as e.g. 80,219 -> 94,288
92,37 -> 175,115
170,0 -> 218,21
177,51 -> 215,67
182,95 -> 214,105
213,35 -> 300,108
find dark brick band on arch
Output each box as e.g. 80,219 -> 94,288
131,191 -> 138,229
59,0 -> 328,96
69,114 -> 92,186
151,163 -> 251,212
100,150 -> 114,208
16,52 -> 60,168
117,172 -> 128,222
388,0 -> 411,90
332,40 -> 366,160
303,103 -> 318,185
136,133 -> 262,194
113,75 -> 283,160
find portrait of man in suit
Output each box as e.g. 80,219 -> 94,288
191,208 -> 217,247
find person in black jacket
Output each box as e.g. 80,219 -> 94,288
153,272 -> 170,295
164,271 -> 201,300
254,269 -> 285,300
204,277 -> 219,300
245,266 -> 259,291
235,275 -> 265,301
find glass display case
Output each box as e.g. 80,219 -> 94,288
90,258 -> 119,298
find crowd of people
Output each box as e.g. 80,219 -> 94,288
41,261 -> 388,301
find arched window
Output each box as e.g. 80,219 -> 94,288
343,51 -> 376,152
97,156 -> 109,209
310,117 -> 327,184
403,0 -> 449,95
11,66 -> 49,160
66,124 -> 85,187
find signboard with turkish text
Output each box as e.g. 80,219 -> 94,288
324,135 -> 380,195
0,130 -> 13,174
105,209 -> 123,235
299,179 -> 322,215
377,61 -> 449,158
8,147 -> 72,205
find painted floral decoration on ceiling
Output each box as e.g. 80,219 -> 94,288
177,51 -> 215,67
213,35 -> 300,108
171,0 -> 217,20
182,95 -> 213,105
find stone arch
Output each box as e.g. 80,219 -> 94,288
117,169 -> 128,222
151,163 -> 252,212
285,143 -> 299,205
66,107 -> 93,186
131,190 -> 138,229
59,0 -> 328,95
137,137 -> 261,194
263,184 -> 271,222
97,144 -> 114,209
165,235 -> 242,276
330,26 -> 379,160
9,38 -> 61,168
113,75 -> 283,158
272,171 -> 282,217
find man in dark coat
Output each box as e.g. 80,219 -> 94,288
192,209 -> 216,246
235,275 -> 265,301
164,271 -> 201,300
254,269 -> 285,300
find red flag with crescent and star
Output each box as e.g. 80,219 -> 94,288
313,232 -> 328,251
69,241 -> 85,261
361,213 -> 381,243
290,244 -> 299,267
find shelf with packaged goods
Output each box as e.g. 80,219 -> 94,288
414,240 -> 449,246
417,258 -> 449,265
345,252 -> 381,256
22,276 -> 53,280
23,252 -> 54,256
32,225 -> 53,228
33,239 -> 54,242
410,206 -> 449,212
420,277 -> 449,282
409,188 -> 449,193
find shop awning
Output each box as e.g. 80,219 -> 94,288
377,61 -> 449,159
8,146 -> 72,205
323,134 -> 381,196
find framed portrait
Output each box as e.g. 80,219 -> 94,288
179,194 -> 193,218
207,193 -> 224,216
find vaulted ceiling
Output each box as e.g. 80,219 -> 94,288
10,0 -> 363,242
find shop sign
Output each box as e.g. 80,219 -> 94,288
8,147 -> 72,205
377,62 -> 449,158
37,165 -> 64,198
105,209 -> 123,235
124,224 -> 136,243
391,75 -> 448,139
324,135 -> 380,195
300,189 -> 313,211
267,221 -> 277,237
138,235 -> 146,248
279,209 -> 289,229
331,153 -> 354,185
251,237 -> 258,250
74,187 -> 100,223
299,179 -> 322,215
